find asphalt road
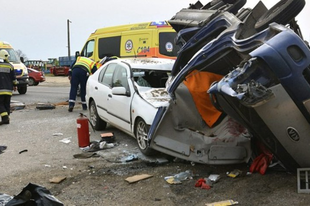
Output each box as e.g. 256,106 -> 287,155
12,76 -> 71,105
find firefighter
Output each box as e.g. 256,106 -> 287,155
0,49 -> 17,125
68,56 -> 97,112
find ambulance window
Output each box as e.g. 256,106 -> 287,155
98,36 -> 121,59
159,32 -> 180,57
81,40 -> 94,58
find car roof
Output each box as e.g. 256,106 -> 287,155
113,58 -> 175,71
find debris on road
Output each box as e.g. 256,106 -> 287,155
49,176 -> 67,184
19,149 -> 28,154
208,174 -> 220,183
73,152 -> 99,159
0,193 -> 13,206
52,133 -> 64,136
54,101 -> 69,106
123,154 -> 138,162
125,174 -> 153,183
227,170 -> 242,178
205,199 -> 238,206
195,178 -> 211,190
100,132 -> 115,143
0,146 -> 7,154
4,183 -> 63,206
59,137 -> 71,144
10,100 -> 25,111
35,103 -> 56,110
165,170 -> 193,184
83,140 -> 117,152
297,168 -> 310,193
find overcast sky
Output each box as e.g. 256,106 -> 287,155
1,0 -> 309,61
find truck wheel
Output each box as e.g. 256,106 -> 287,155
18,86 -> 27,94
89,100 -> 107,130
28,78 -> 35,86
135,118 -> 156,156
255,0 -> 305,31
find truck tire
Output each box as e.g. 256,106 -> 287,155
255,0 -> 305,31
18,86 -> 27,94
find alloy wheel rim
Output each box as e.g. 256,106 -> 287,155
137,121 -> 147,150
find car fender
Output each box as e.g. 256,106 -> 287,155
131,92 -> 158,128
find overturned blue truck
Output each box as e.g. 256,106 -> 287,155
147,0 -> 309,172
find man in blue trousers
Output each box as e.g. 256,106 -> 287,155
68,56 -> 97,112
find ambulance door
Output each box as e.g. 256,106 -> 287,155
120,31 -> 152,58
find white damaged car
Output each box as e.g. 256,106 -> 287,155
86,58 -> 174,155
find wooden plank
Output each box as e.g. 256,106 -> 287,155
125,174 -> 153,183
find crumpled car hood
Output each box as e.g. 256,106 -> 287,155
139,87 -> 170,108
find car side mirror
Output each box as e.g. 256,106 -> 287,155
111,87 -> 127,96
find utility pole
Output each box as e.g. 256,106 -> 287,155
67,19 -> 72,60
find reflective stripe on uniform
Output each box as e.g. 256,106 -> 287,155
0,66 -> 11,73
69,100 -> 76,103
0,91 -> 13,95
0,112 -> 8,117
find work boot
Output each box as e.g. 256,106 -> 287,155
0,115 -> 9,125
68,107 -> 73,112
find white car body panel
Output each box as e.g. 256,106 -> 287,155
86,58 -> 174,138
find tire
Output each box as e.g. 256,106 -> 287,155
255,0 -> 305,31
89,100 -> 107,130
28,78 -> 35,86
135,118 -> 156,156
33,82 -> 39,86
17,86 -> 27,94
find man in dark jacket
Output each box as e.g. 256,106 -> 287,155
0,49 -> 17,125
68,56 -> 97,112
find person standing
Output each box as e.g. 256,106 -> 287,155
68,56 -> 97,112
0,49 -> 17,125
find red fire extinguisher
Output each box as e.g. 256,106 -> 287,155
77,113 -> 90,147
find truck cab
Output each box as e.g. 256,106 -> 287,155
0,41 -> 29,94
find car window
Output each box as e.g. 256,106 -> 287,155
101,63 -> 116,87
98,65 -> 107,82
112,65 -> 129,91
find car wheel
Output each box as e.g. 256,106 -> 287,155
89,100 -> 107,130
255,0 -> 305,31
135,118 -> 156,156
28,78 -> 35,86
17,86 -> 27,94
33,82 -> 39,86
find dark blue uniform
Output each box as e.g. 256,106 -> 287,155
68,57 -> 97,112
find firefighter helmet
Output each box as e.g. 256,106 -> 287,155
0,49 -> 10,60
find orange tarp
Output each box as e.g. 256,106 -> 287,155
183,70 -> 223,127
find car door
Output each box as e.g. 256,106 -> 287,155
95,63 -> 116,120
105,63 -> 132,133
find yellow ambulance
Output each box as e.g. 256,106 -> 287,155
78,21 -> 180,62
0,41 -> 29,94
